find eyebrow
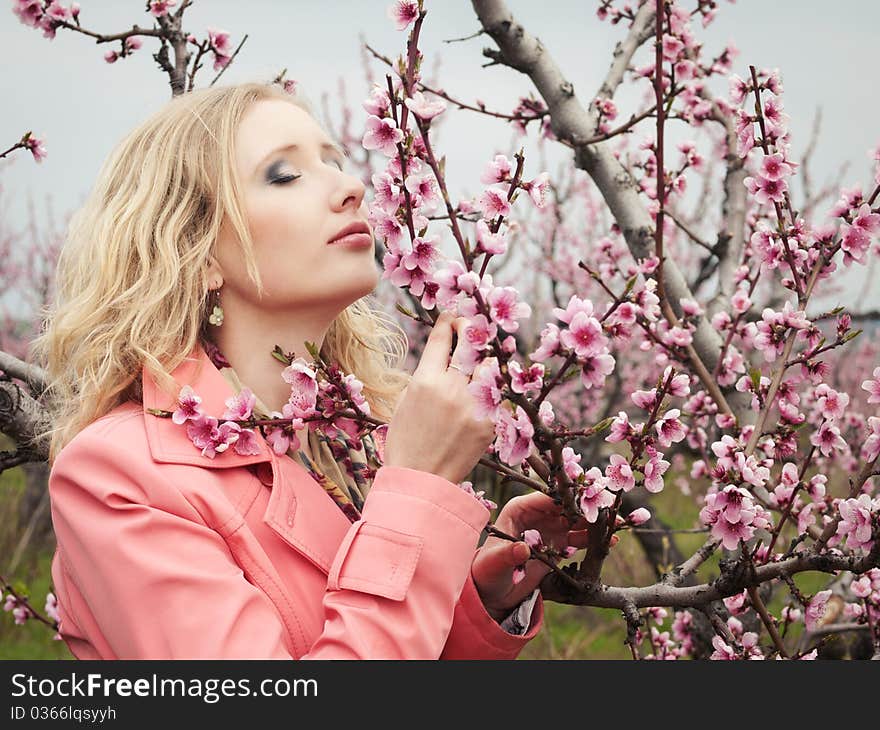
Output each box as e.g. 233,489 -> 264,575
252,141 -> 348,177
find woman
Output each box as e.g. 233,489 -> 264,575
31,82 -> 588,659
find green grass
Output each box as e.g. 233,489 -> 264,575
0,459 -> 74,659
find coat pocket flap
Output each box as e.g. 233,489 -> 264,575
327,521 -> 423,601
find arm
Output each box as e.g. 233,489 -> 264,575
49,427 -> 491,659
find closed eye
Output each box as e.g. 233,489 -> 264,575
269,173 -> 301,185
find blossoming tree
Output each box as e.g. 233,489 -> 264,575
2,0 -> 879,659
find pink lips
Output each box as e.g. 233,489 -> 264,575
328,232 -> 373,248
328,221 -> 373,248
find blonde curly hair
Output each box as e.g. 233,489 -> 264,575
30,82 -> 410,464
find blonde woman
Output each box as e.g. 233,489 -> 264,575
31,82 -> 588,659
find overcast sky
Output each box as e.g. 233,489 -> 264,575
2,0 -> 878,313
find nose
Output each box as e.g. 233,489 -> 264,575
331,170 -> 366,213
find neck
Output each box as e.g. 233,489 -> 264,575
212,302 -> 339,416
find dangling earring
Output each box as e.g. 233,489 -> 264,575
207,286 -> 224,327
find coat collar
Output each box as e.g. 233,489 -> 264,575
141,340 -> 273,468
141,341 -> 351,575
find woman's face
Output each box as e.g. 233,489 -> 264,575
210,98 -> 378,313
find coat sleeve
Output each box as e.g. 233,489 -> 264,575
49,426 -> 525,659
440,567 -> 544,659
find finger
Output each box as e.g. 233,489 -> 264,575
510,541 -> 531,564
449,317 -> 473,375
567,529 -> 590,549
494,496 -> 565,534
413,311 -> 455,379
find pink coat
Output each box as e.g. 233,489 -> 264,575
48,342 -> 544,659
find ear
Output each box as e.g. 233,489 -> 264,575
205,254 -> 224,288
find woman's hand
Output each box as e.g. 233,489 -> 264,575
382,311 -> 496,485
472,491 -> 609,623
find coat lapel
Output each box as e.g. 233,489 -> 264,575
141,342 -> 351,575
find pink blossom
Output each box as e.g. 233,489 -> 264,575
745,175 -> 787,206
662,35 -> 685,62
553,295 -> 595,325
523,172 -> 551,208
23,134 -> 47,163
477,186 -> 511,219
233,428 -> 262,457
523,529 -> 543,549
627,507 -> 651,526
486,286 -> 530,332
734,452 -> 770,488
149,0 -> 176,17
512,565 -> 526,585
404,172 -> 439,209
655,409 -> 686,448
12,0 -> 43,27
282,360 -> 319,418
579,351 -> 615,390
104,49 -> 119,64
509,360 -> 545,395
578,468 -> 615,522
459,481 -> 497,511
759,153 -> 792,182
851,575 -> 873,599
813,384 -> 849,420
44,591 -> 59,623
475,219 -> 508,255
605,453 -> 635,492
710,636 -> 737,660
207,28 -> 232,70
221,387 -> 256,421
862,417 -> 880,462
729,74 -> 749,104
796,502 -> 816,535
631,389 -> 657,410
730,287 -> 751,315
173,385 -> 203,424
700,485 -> 766,550
606,412 -> 632,444
363,86 -> 391,117
724,590 -> 748,615
495,405 -> 535,466
530,323 -> 561,362
862,366 -> 880,404
480,155 -> 513,184
387,0 -> 419,30
265,407 -> 304,455
643,450 -> 670,493
680,298 -> 702,317
805,590 -> 832,631
664,371 -> 690,398
836,494 -> 878,551
362,115 -> 405,157
809,420 -> 846,457
538,400 -> 555,427
186,415 -> 237,458
561,446 -> 584,481
404,91 -> 446,120
595,97 -> 618,120
125,36 -> 143,52
560,311 -> 605,358
468,358 -> 503,420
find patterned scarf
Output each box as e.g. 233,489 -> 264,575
202,338 -> 381,524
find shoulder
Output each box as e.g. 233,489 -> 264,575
50,402 -> 169,505
53,402 -> 147,469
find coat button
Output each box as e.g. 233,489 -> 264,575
255,462 -> 274,486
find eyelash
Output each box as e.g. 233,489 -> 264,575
267,158 -> 344,185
